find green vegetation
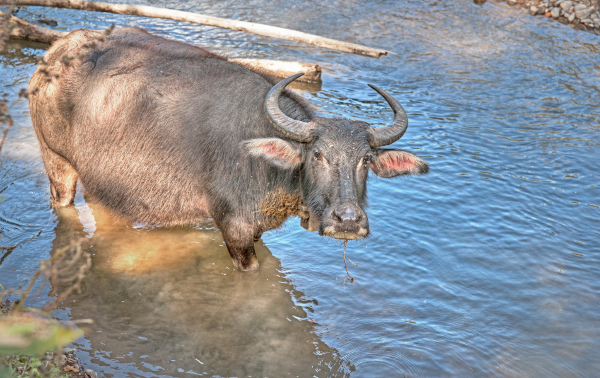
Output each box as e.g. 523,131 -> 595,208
0,241 -> 91,377
0,286 -> 82,377
1,354 -> 67,378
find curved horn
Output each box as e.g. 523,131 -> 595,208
367,84 -> 409,147
265,73 -> 313,142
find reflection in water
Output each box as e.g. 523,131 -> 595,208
51,193 -> 350,377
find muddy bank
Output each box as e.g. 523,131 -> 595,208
496,0 -> 600,34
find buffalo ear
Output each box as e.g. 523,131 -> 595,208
242,138 -> 303,169
370,149 -> 429,178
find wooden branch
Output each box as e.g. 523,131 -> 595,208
230,59 -> 321,83
13,0 -> 392,58
3,13 -> 321,82
3,11 -> 67,43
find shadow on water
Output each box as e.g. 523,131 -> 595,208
48,188 -> 351,377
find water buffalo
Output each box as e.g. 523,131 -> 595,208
29,27 -> 429,271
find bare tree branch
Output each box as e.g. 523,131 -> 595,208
13,0 -> 392,58
2,12 -> 322,82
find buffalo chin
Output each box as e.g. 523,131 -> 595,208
320,226 -> 369,240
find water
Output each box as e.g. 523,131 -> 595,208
1,0 -> 599,376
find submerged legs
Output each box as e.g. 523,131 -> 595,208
40,146 -> 78,206
216,216 -> 260,271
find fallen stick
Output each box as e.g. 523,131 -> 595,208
230,58 -> 321,83
3,12 -> 322,82
4,10 -> 67,43
12,0 -> 392,58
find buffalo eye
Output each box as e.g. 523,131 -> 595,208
313,150 -> 323,161
361,155 -> 371,166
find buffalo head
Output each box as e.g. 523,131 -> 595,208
244,74 -> 429,240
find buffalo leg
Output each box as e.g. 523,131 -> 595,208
217,217 -> 260,271
39,146 -> 78,206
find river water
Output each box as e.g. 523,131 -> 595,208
1,0 -> 599,377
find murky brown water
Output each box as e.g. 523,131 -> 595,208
53,192 -> 347,377
1,0 -> 600,377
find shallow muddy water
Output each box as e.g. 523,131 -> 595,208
1,0 -> 599,377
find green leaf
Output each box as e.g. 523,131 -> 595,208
0,317 -> 83,356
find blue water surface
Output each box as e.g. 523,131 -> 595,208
1,0 -> 599,377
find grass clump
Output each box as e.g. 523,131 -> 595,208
2,353 -> 67,378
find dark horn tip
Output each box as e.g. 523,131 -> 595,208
283,73 -> 305,83
366,83 -> 409,148
367,84 -> 385,95
268,73 -> 305,94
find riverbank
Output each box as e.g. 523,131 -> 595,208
1,298 -> 98,378
498,0 -> 600,34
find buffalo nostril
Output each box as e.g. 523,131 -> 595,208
334,206 -> 360,222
